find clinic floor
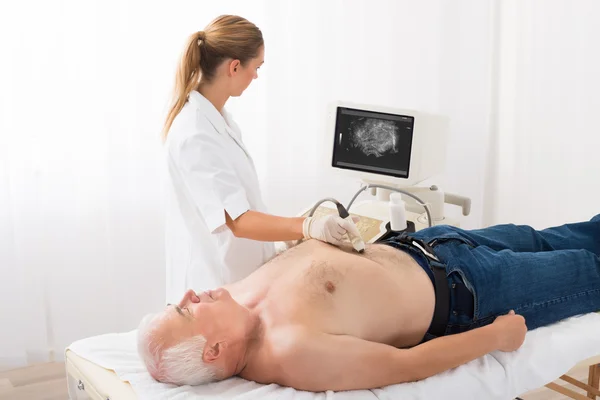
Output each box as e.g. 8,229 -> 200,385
0,363 -> 67,400
0,362 -> 590,400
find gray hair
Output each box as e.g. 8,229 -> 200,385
136,312 -> 221,385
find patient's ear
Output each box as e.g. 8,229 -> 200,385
203,341 -> 228,363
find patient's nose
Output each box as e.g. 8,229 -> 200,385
179,289 -> 200,307
190,292 -> 200,303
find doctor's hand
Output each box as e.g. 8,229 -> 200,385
303,215 -> 361,246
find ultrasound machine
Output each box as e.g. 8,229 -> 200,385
304,100 -> 472,244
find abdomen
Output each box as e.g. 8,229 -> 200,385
281,241 -> 436,347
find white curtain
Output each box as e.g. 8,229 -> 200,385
1,0 -> 597,370
0,0 -> 265,369
487,0 -> 600,228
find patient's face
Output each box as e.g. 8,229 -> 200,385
160,288 -> 249,347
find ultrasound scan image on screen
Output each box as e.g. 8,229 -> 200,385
332,107 -> 414,178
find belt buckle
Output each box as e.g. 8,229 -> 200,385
396,235 -> 440,262
410,238 -> 440,262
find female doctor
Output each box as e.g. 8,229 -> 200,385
162,15 -> 360,302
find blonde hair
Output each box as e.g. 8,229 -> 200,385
162,15 -> 264,139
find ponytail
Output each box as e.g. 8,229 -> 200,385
162,31 -> 204,139
161,15 -> 264,140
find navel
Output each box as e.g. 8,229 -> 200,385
325,281 -> 336,293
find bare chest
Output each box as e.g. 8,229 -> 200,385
232,241 -> 436,348
260,245 -> 434,346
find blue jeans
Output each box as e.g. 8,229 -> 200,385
408,214 -> 600,336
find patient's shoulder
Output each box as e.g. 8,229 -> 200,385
238,326 -> 308,384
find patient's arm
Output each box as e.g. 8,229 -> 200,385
273,323 -> 512,392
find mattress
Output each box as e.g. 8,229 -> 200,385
65,312 -> 600,400
66,350 -> 137,400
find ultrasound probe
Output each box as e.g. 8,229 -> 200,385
306,198 -> 366,254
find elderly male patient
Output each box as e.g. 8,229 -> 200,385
138,214 -> 600,391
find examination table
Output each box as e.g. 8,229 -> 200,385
66,202 -> 600,399
65,312 -> 600,399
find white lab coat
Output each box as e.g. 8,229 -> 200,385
164,91 -> 275,304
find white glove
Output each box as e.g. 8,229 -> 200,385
303,215 -> 361,246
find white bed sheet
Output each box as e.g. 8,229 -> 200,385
67,312 -> 600,400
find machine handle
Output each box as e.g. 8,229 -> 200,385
444,192 -> 471,216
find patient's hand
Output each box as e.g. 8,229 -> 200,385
492,310 -> 527,352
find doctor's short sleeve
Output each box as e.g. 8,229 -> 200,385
174,133 -> 250,233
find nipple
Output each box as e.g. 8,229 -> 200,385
325,281 -> 335,293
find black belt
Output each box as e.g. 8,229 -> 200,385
429,263 -> 450,337
393,235 -> 450,338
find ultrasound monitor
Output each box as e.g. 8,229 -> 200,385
325,101 -> 448,188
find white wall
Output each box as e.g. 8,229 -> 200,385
258,0 -> 495,229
